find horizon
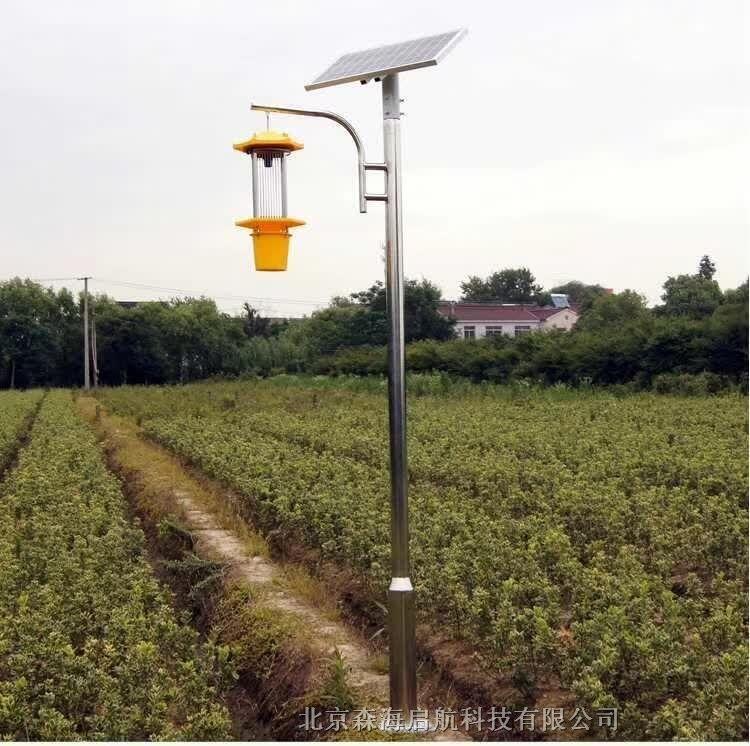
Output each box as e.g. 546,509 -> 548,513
1,255 -> 744,318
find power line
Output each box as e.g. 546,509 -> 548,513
28,277 -> 81,282
20,276 -> 329,307
90,278 -> 327,307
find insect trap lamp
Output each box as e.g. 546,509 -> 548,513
233,130 -> 305,271
232,28 -> 467,718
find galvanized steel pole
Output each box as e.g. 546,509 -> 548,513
382,73 -> 417,715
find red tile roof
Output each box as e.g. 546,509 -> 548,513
438,302 -> 575,323
529,307 -> 568,320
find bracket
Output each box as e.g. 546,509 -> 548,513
251,103 -> 387,212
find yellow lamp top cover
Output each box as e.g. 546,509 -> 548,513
233,130 -> 304,154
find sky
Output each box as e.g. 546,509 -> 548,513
1,0 -> 747,317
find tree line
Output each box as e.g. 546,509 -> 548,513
309,258 -> 748,392
0,256 -> 746,390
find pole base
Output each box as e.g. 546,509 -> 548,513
388,577 -> 417,713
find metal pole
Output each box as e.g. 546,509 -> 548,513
251,152 -> 259,217
280,152 -> 288,216
91,308 -> 99,388
382,73 -> 417,715
81,276 -> 91,390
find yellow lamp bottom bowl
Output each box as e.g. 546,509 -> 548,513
235,217 -> 305,272
253,232 -> 290,272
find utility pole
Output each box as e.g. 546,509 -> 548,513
91,307 -> 99,388
78,276 -> 91,390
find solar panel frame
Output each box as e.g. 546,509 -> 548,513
305,29 -> 467,91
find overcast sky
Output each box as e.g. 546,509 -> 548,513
1,0 -> 747,316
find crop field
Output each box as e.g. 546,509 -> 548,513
0,392 -> 230,739
0,390 -> 42,474
97,377 -> 749,740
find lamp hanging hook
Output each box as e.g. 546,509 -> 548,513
266,112 -> 270,130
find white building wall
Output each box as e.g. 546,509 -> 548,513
540,309 -> 578,330
455,321 -> 540,338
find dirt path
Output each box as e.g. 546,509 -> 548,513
173,487 -> 389,695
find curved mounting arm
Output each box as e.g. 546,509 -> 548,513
251,103 -> 386,213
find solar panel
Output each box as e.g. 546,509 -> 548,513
305,29 -> 467,91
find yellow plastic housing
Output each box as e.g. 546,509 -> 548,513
235,217 -> 305,272
233,130 -> 304,154
252,233 -> 290,271
235,217 -> 306,231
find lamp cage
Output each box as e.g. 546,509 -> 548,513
233,130 -> 305,271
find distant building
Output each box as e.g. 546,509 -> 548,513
438,297 -> 579,340
116,300 -> 168,309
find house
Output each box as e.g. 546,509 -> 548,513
438,297 -> 579,340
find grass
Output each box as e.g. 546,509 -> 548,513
277,563 -> 345,624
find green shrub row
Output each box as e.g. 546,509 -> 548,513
0,390 -> 42,474
309,326 -> 748,392
0,393 -> 231,740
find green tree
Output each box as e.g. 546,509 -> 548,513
94,300 -> 171,384
91,297 -> 247,385
0,279 -> 63,388
705,280 -> 749,375
698,254 -> 716,280
241,304 -> 273,338
658,256 -> 724,318
291,278 -> 454,359
164,298 -> 246,381
575,290 -> 649,333
460,268 -> 545,304
352,279 -> 455,342
55,288 -> 85,386
299,305 -> 385,356
660,275 -> 723,318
